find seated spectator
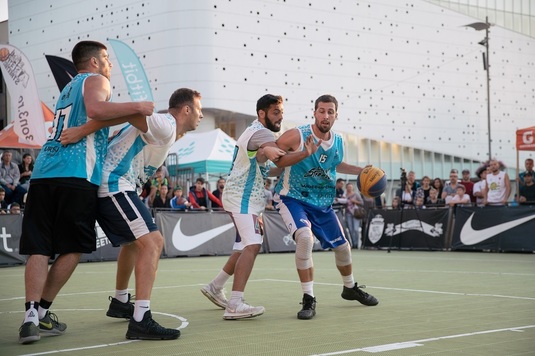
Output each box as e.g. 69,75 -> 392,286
170,186 -> 191,210
188,177 -> 222,210
416,176 -> 432,202
414,196 -> 426,209
390,196 -> 401,210
442,169 -> 462,204
0,188 -> 7,214
0,150 -> 27,205
152,185 -> 171,208
148,166 -> 170,206
449,185 -> 471,207
518,171 -> 535,205
9,202 -> 21,214
333,178 -> 346,208
18,153 -> 34,191
211,177 -> 226,209
426,187 -> 445,207
400,181 -> 414,206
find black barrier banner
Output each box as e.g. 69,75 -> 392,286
80,222 -> 121,262
364,208 -> 449,250
156,211 -> 238,257
0,214 -> 26,265
262,210 -> 324,252
452,206 -> 535,252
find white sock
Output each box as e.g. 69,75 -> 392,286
115,289 -> 129,303
24,302 -> 39,326
228,291 -> 244,307
37,306 -> 48,320
342,274 -> 355,288
212,270 -> 231,290
301,281 -> 314,297
133,300 -> 150,322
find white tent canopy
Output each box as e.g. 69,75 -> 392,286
169,129 -> 236,175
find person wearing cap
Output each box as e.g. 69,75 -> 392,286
170,186 -> 190,210
518,171 -> 535,205
473,164 -> 489,207
459,169 -> 475,203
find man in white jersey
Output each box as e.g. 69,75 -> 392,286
18,40 -> 154,344
274,94 -> 379,320
201,94 -> 319,319
60,88 -> 202,339
484,159 -> 511,206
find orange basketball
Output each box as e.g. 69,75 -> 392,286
357,166 -> 387,198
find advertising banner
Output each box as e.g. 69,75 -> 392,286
0,214 -> 26,265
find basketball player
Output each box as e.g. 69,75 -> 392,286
18,40 -> 154,344
273,94 -> 379,320
201,94 -> 320,319
59,88 -> 202,339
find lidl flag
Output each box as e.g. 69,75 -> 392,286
0,44 -> 47,146
108,39 -> 153,102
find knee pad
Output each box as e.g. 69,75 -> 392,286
333,242 -> 352,267
294,227 -> 314,270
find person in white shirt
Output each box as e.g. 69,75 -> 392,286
484,159 -> 511,206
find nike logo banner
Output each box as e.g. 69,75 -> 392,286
452,206 -> 535,251
156,211 -> 236,256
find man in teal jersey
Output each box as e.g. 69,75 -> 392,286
18,40 -> 154,344
274,94 -> 379,320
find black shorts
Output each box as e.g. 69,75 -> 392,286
20,178 -> 99,256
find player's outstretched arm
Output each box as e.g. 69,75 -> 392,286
337,162 -> 368,175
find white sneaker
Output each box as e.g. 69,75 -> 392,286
201,284 -> 228,309
223,300 -> 265,320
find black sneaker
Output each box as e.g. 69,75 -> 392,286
297,294 -> 316,320
126,310 -> 180,340
341,284 -> 379,306
39,311 -> 67,335
19,321 -> 40,344
106,294 -> 134,319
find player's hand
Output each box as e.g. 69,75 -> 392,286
137,101 -> 155,116
263,146 -> 286,162
59,126 -> 85,145
304,135 -> 322,156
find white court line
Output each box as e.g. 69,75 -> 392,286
309,325 -> 535,355
17,310 -> 188,356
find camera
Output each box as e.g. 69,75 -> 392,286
400,168 -> 407,186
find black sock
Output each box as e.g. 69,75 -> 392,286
25,301 -> 39,311
39,299 -> 53,310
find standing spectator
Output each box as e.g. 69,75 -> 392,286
518,158 -> 534,186
18,40 -> 154,344
459,169 -> 475,203
449,185 -> 471,207
407,171 -> 420,192
0,150 -> 27,205
170,186 -> 190,210
416,176 -> 432,203
400,181 -> 414,206
425,187 -> 445,207
18,153 -> 34,191
518,172 -> 535,204
484,159 -> 511,206
148,166 -> 169,207
390,196 -> 401,210
211,177 -> 226,209
473,164 -> 489,207
344,183 -> 364,249
432,177 -> 444,198
273,94 -> 378,320
333,178 -> 346,208
442,169 -> 462,204
188,177 -> 222,210
9,202 -> 22,214
151,185 -> 171,208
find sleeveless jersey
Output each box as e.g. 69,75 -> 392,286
486,171 -> 507,204
222,120 -> 274,214
98,113 -> 176,197
32,73 -> 110,186
275,124 -> 344,207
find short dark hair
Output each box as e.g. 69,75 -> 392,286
314,94 -> 338,111
168,88 -> 201,110
71,41 -> 107,70
256,94 -> 283,116
525,171 -> 533,177
195,177 -> 205,184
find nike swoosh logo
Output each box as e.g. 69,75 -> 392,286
172,218 -> 235,251
39,321 -> 52,329
460,212 -> 535,245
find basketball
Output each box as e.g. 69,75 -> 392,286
357,166 -> 387,198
